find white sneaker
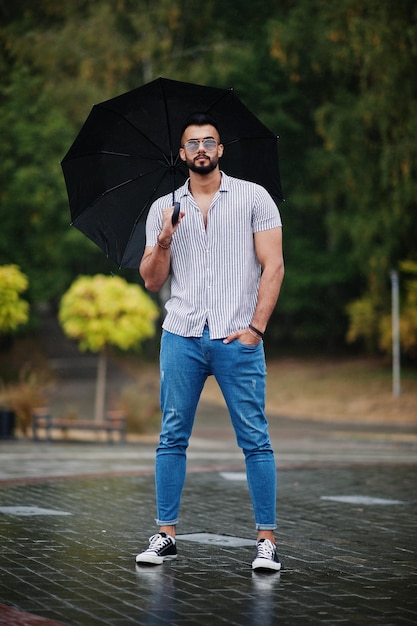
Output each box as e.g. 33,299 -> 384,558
135,533 -> 177,565
252,538 -> 281,571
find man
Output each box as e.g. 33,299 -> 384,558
136,112 -> 284,571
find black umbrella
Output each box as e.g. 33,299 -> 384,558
61,77 -> 283,269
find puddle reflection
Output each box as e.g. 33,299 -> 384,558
135,563 -> 281,625
135,563 -> 177,624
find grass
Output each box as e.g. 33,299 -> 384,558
2,333 -> 416,429
200,356 -> 417,426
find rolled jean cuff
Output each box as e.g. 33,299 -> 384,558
255,523 -> 277,531
156,518 -> 178,526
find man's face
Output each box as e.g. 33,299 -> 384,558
179,124 -> 224,174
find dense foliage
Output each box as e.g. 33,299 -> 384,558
59,274 -> 158,353
59,273 -> 158,420
0,265 -> 29,334
1,0 -> 416,357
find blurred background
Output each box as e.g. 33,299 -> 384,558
1,0 -> 416,434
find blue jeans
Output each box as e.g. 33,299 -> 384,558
155,328 -> 277,530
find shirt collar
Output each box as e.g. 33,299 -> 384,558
176,171 -> 230,200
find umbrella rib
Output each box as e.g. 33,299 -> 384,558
65,151 -> 168,168
160,80 -> 176,164
224,136 -> 277,145
66,150 -> 151,160
98,103 -> 172,167
99,150 -> 180,165
160,80 -> 180,203
72,169 -> 169,220
206,87 -> 234,115
133,166 -> 187,224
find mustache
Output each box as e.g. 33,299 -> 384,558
193,154 -> 210,162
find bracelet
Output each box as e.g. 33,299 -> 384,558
249,324 -> 264,338
248,328 -> 262,341
157,236 -> 171,249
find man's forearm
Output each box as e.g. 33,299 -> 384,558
140,206 -> 185,292
139,244 -> 171,292
251,263 -> 285,333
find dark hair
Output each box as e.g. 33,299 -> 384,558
180,112 -> 220,140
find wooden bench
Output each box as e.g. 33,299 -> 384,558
32,409 -> 127,443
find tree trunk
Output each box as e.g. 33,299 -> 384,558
94,350 -> 107,422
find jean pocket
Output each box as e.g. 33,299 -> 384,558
236,339 -> 262,350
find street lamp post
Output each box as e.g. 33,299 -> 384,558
390,270 -> 401,397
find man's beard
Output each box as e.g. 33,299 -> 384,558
187,155 -> 218,175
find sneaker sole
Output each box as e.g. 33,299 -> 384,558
135,553 -> 177,565
252,557 -> 281,571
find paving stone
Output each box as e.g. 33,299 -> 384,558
1,413 -> 417,625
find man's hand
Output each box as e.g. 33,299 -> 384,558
223,328 -> 261,345
160,205 -> 185,241
139,205 -> 185,291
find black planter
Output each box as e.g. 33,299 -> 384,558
0,409 -> 16,439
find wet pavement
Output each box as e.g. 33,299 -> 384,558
0,401 -> 417,625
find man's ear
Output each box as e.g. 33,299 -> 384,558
179,147 -> 186,162
218,143 -> 224,158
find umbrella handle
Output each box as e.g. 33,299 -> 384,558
172,202 -> 180,225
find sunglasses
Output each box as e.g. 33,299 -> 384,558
182,138 -> 219,153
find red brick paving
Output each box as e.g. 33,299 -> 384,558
0,604 -> 67,626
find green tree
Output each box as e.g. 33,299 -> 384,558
0,264 -> 29,335
0,0 -> 229,306
58,274 -> 159,421
0,66 -> 105,302
5,0 -> 415,356
379,262 -> 417,360
267,0 -> 417,350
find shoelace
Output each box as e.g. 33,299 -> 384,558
256,539 -> 275,560
146,533 -> 171,552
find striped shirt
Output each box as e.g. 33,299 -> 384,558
145,172 -> 282,339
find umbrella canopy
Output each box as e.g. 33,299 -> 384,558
61,77 -> 283,268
